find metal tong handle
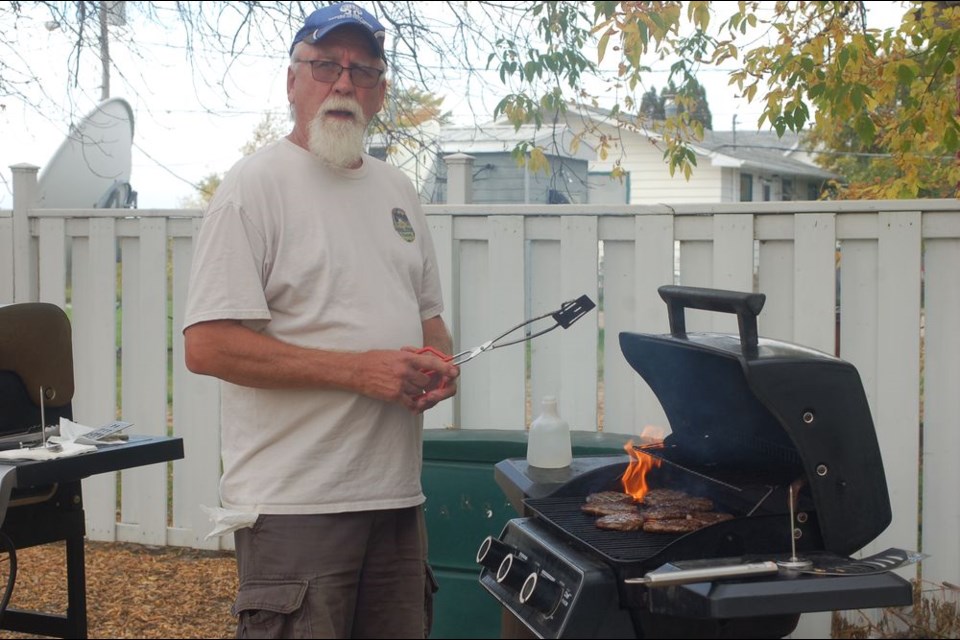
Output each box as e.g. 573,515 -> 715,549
452,294 -> 596,365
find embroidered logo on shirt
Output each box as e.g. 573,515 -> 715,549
392,208 -> 416,242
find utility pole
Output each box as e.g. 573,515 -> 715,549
98,1 -> 110,100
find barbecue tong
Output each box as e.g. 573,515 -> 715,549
417,294 -> 596,383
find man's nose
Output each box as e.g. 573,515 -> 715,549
331,67 -> 356,93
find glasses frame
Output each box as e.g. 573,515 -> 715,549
295,59 -> 385,89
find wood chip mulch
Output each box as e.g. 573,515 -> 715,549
0,540 -> 238,639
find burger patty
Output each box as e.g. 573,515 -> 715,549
642,490 -> 714,512
643,511 -> 735,534
580,501 -> 640,517
642,517 -> 704,534
595,511 -> 646,531
585,490 -> 635,504
640,488 -> 689,506
649,496 -> 715,512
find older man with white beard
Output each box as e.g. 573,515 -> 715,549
181,3 -> 459,638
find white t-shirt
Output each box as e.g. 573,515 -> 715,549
183,138 -> 444,514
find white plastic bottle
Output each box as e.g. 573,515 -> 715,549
527,396 -> 573,469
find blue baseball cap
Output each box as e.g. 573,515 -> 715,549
290,3 -> 386,58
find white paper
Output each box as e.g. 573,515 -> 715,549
0,439 -> 96,461
202,505 -> 259,539
57,417 -> 125,446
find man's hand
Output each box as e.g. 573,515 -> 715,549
401,346 -> 460,413
355,349 -> 459,413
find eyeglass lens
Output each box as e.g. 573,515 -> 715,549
303,61 -> 382,88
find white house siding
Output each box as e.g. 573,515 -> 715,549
721,167 -> 737,201
581,121 -> 726,204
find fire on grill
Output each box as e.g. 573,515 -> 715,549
477,285 -> 915,639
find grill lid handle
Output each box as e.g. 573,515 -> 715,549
658,285 -> 766,354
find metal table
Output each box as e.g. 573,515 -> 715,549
0,435 -> 185,639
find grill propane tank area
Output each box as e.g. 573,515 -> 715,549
477,285 -> 916,639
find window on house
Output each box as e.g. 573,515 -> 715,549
763,183 -> 771,201
782,179 -> 793,201
740,173 -> 753,201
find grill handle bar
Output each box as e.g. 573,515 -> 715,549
625,561 -> 780,587
658,286 -> 766,355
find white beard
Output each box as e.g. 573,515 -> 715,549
307,97 -> 369,168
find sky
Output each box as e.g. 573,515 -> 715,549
0,1 -> 909,210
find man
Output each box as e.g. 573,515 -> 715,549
182,3 -> 459,638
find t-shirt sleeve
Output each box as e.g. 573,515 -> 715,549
182,200 -> 272,333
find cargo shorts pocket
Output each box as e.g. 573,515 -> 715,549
232,579 -> 310,639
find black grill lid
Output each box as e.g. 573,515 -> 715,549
618,286 -> 892,555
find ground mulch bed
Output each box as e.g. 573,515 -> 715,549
0,540 -> 238,639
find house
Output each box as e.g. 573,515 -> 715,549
564,105 -> 838,204
370,107 -> 837,205
370,121 -> 594,205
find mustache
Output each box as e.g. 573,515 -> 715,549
318,97 -> 362,118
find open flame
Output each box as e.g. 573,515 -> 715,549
621,435 -> 664,502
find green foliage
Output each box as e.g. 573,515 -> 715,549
495,1 -> 960,197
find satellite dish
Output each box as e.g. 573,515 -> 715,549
37,97 -> 136,208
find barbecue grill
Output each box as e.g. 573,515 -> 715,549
476,285 -> 914,639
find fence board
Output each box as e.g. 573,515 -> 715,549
559,216 -> 599,431
37,218 -> 66,308
529,234 -> 562,428
487,215 -> 526,428
757,239 -> 795,342
922,238 -> 960,586
74,218 -> 121,541
631,214 -> 674,434
794,213 -> 836,353
119,219 -> 169,545
872,211 -> 922,563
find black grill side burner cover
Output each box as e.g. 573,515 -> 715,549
619,285 -> 892,556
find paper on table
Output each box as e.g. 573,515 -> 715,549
56,417 -> 126,446
0,439 -> 96,461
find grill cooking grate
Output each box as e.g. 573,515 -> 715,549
524,496 -> 682,563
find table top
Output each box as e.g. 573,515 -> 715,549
1,435 -> 184,489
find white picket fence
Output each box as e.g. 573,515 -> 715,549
2,162 -> 959,636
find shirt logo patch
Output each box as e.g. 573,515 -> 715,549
392,208 -> 416,242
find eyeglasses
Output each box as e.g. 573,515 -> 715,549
295,60 -> 384,88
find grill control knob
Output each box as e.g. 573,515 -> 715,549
496,553 -> 532,591
520,571 -> 563,615
476,536 -> 513,572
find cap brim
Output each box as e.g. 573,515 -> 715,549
296,23 -> 386,59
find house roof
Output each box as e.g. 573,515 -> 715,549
699,130 -> 837,180
437,122 -> 595,161
563,103 -> 838,181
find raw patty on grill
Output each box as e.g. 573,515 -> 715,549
649,496 -> 715,512
640,488 -> 689,506
595,511 -> 646,531
580,501 -> 640,517
641,489 -> 714,511
643,511 -> 734,534
585,490 -> 635,504
642,517 -> 704,534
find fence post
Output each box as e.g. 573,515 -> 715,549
443,153 -> 475,205
11,164 -> 40,302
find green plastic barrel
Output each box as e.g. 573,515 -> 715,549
422,428 -> 631,638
